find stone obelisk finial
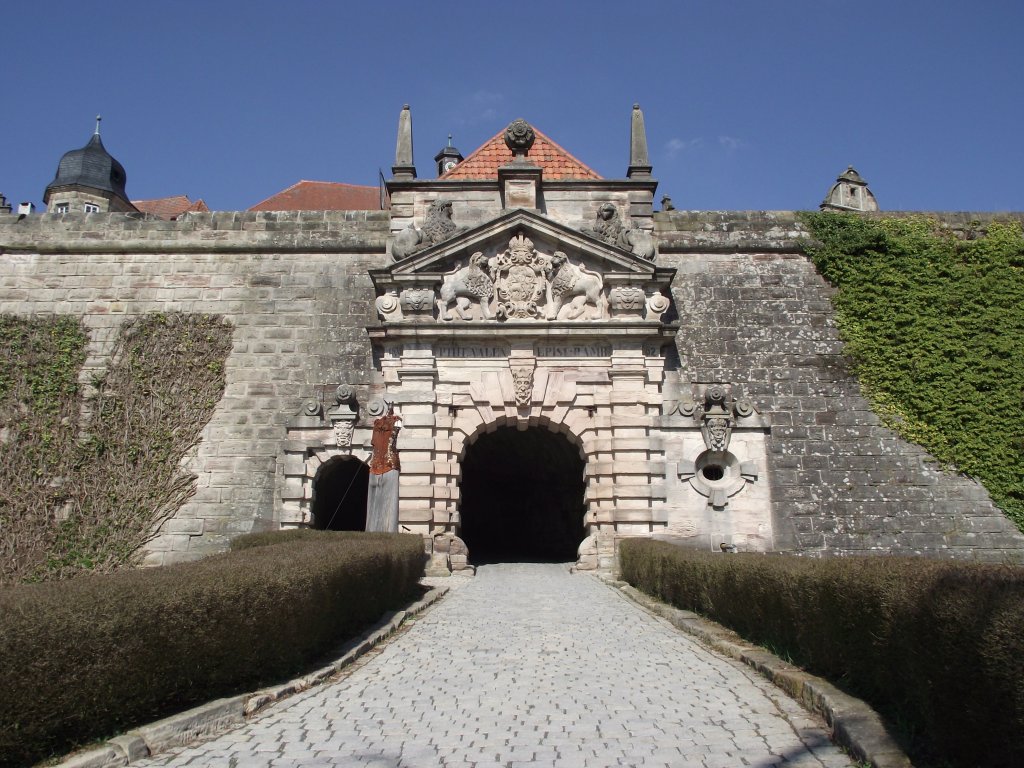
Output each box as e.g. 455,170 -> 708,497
627,103 -> 652,179
392,104 -> 416,180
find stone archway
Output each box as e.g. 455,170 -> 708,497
458,425 -> 587,563
312,456 -> 369,531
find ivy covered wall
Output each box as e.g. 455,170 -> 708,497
802,212 -> 1024,533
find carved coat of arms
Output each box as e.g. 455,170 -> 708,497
490,234 -> 551,320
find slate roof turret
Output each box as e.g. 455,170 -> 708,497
44,128 -> 130,205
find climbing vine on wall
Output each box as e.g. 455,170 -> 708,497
801,212 -> 1024,532
0,313 -> 234,583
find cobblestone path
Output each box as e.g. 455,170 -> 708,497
138,563 -> 854,767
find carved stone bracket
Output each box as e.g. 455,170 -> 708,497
400,286 -> 435,318
327,384 -> 358,447
510,361 -> 535,408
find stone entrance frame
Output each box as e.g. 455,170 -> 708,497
366,324 -> 676,569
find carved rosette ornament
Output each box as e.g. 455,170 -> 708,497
503,119 -> 536,157
511,364 -> 534,407
493,233 -> 550,320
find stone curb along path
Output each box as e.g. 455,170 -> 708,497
598,576 -> 913,768
53,586 -> 450,768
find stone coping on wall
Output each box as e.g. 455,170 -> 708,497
0,210 -> 391,254
655,209 -> 1024,252
5,209 -> 1021,257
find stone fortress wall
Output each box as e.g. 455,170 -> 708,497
2,209 -> 1023,565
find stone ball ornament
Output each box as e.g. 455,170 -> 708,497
335,384 -> 356,405
504,119 -> 536,153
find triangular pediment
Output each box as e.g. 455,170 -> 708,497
371,208 -> 674,325
388,208 -> 654,278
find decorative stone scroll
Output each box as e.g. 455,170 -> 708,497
375,289 -> 402,322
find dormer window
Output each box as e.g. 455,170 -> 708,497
84,203 -> 100,213
54,202 -> 69,213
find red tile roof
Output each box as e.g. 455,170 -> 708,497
249,180 -> 381,211
132,195 -> 209,220
442,127 -> 602,181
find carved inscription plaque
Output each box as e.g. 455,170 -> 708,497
534,343 -> 613,358
435,343 -> 511,359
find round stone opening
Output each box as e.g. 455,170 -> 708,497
459,425 -> 586,564
312,456 -> 369,531
701,464 -> 725,482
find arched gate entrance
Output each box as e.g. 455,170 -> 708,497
459,426 -> 586,563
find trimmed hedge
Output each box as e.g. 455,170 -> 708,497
0,532 -> 424,767
228,528 -> 402,552
620,539 -> 1024,768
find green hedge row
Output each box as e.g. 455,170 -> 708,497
0,532 -> 424,767
620,539 -> 1024,768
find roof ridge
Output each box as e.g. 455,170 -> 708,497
294,179 -> 378,189
132,194 -> 191,204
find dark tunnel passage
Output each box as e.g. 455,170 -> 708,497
312,457 -> 369,531
458,425 -> 587,563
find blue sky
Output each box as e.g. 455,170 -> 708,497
3,1 -> 1022,212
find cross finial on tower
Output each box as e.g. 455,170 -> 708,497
95,115 -> 102,135
448,133 -> 453,147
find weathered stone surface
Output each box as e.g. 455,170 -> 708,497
2,207 -> 1022,564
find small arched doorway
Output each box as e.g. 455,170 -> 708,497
459,425 -> 586,563
312,456 -> 369,531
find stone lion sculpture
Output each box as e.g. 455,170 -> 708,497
582,203 -> 624,245
392,199 -> 466,260
581,202 -> 656,261
547,251 -> 607,320
437,252 -> 494,320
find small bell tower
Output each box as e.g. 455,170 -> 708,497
434,134 -> 463,177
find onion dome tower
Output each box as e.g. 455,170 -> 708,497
820,166 -> 878,212
43,117 -> 137,213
